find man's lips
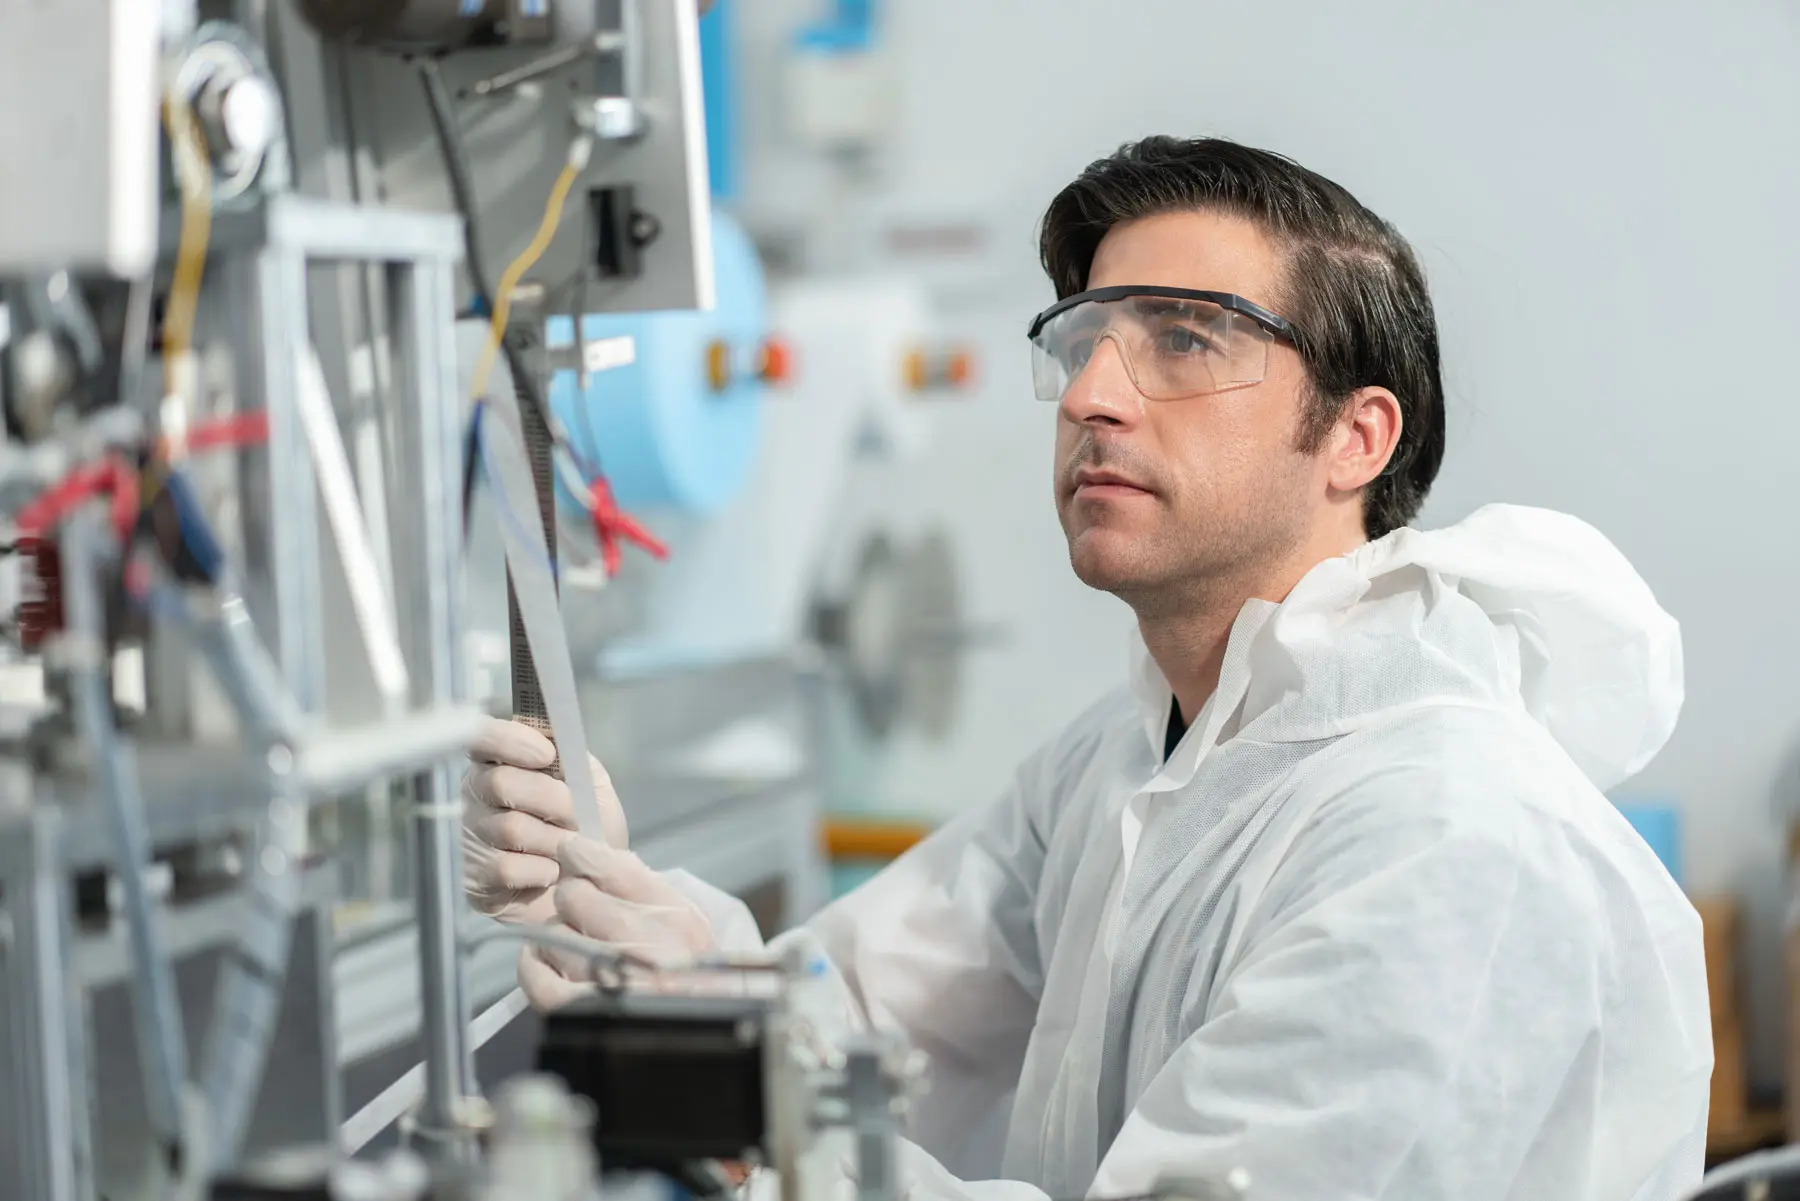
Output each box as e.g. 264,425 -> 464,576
1072,468 -> 1155,497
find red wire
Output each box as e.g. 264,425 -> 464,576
107,461 -> 141,540
178,409 -> 272,454
14,409 -> 271,541
14,461 -> 120,539
4,413 -> 672,590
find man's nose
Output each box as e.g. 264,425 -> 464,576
1057,333 -> 1143,429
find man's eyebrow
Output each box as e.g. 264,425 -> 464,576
1129,296 -> 1220,319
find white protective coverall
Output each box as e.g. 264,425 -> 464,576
662,504 -> 1712,1200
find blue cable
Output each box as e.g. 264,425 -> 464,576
162,469 -> 225,583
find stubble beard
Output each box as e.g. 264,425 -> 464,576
1065,464 -> 1314,623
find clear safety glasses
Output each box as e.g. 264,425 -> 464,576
1026,285 -> 1296,403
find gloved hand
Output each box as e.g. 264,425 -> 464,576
461,716 -> 629,924
517,836 -> 718,1012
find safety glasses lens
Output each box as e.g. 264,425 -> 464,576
1030,296 -> 1274,402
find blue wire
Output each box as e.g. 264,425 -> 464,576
162,469 -> 225,583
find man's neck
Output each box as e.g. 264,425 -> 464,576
1139,523 -> 1368,725
1139,603 -> 1238,728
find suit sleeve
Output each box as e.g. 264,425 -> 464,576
670,758 -> 1052,1163
794,762 -> 1051,1158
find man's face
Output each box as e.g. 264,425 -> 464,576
1053,210 -> 1324,609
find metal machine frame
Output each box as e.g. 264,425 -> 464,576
0,192 -> 480,1198
0,5 -> 891,1198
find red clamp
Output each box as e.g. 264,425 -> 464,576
587,477 -> 668,578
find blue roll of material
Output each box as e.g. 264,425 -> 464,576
1613,797 -> 1682,887
545,208 -> 766,514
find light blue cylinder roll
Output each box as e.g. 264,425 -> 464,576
545,208 -> 766,513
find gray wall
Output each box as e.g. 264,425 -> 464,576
732,0 -> 1800,1087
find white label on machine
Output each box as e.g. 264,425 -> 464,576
584,334 -> 637,374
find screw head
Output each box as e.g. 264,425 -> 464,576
216,76 -> 277,159
630,212 -> 662,246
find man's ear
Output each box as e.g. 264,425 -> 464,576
1328,386 -> 1402,493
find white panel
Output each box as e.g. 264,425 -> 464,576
0,0 -> 161,274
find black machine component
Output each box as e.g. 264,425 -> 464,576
590,185 -> 664,281
294,0 -> 554,52
538,991 -> 773,1167
74,869 -> 111,925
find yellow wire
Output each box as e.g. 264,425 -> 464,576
468,157 -> 583,402
161,94 -> 212,409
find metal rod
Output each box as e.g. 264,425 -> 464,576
184,236 -> 323,1179
59,510 -> 192,1173
240,242 -> 325,706
295,345 -> 411,712
200,790 -> 304,1171
295,705 -> 484,795
163,572 -> 310,1171
339,989 -> 531,1156
388,250 -> 476,1157
181,587 -> 306,746
0,800 -> 93,1201
462,33 -> 615,98
168,194 -> 462,264
411,761 -> 472,1152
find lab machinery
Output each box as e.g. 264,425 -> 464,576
0,2 -> 910,1198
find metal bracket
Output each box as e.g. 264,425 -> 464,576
462,11 -> 646,144
812,1032 -> 924,1201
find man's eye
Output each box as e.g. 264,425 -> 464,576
1154,326 -> 1212,355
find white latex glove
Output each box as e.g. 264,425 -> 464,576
517,837 -> 718,1012
461,716 -> 629,924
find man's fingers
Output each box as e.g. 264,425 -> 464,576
465,804 -> 571,859
470,716 -> 557,770
465,764 -> 578,829
494,889 -> 558,927
488,850 -> 561,894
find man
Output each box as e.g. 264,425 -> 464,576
463,137 -> 1711,1199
